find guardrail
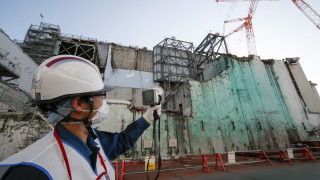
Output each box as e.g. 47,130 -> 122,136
112,154 -> 210,180
111,147 -> 320,179
214,150 -> 273,171
280,147 -> 319,164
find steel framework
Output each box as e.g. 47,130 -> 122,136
58,34 -> 98,63
153,34 -> 229,102
21,22 -> 60,65
19,22 -> 100,67
153,38 -> 196,101
194,33 -> 229,79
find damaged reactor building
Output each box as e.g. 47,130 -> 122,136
0,22 -> 320,161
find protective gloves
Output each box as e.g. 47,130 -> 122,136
143,105 -> 161,123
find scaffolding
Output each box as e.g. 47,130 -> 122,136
19,22 -> 101,67
153,38 -> 196,101
21,22 -> 60,65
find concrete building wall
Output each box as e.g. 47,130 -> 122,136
106,69 -> 156,90
0,82 -> 31,111
269,61 -> 313,141
110,44 -> 152,72
106,86 -> 149,107
288,62 -> 320,113
105,45 -> 157,90
0,29 -> 38,94
0,113 -> 52,161
310,81 -> 320,103
165,83 -> 192,116
97,42 -> 109,70
160,56 -> 318,155
309,113 -> 320,129
203,56 -> 228,81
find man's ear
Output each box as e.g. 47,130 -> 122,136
72,97 -> 83,112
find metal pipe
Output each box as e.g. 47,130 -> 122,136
124,166 -> 205,175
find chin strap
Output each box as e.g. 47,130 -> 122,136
83,96 -> 97,139
53,96 -> 97,139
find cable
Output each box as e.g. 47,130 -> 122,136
235,33 -> 244,54
223,2 -> 238,37
146,111 -> 161,180
225,2 -> 238,21
146,95 -> 162,180
216,3 -> 224,34
138,71 -> 144,89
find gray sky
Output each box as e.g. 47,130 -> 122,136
1,0 -> 319,92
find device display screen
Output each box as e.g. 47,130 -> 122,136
142,90 -> 156,105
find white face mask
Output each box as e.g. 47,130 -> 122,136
89,100 -> 109,124
58,99 -> 109,125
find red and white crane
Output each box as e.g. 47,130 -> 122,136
292,0 -> 320,30
216,0 -> 320,55
216,0 -> 275,55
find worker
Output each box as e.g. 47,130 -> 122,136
0,55 -> 160,180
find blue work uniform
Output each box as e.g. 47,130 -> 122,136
1,117 -> 150,180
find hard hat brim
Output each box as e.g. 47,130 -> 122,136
103,84 -> 114,92
31,84 -> 113,105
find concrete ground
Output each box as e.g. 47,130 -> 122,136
124,161 -> 320,180
171,162 -> 320,180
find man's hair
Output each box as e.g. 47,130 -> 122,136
79,96 -> 91,104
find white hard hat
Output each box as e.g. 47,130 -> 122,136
32,55 -> 113,105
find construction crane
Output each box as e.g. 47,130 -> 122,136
216,0 -> 320,56
292,0 -> 320,30
216,0 -> 275,55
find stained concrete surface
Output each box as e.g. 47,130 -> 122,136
124,161 -> 320,179
166,162 -> 320,180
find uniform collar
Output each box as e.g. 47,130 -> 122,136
55,123 -> 100,160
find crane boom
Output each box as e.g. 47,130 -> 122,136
216,0 -> 278,1
221,0 -> 258,55
217,0 -> 319,56
292,0 -> 320,30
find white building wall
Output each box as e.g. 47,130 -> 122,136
272,61 -> 313,140
104,45 -> 157,90
289,61 -> 320,113
309,113 -> 320,129
310,81 -> 320,103
0,29 -> 38,94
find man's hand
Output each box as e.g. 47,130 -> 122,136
143,105 -> 161,123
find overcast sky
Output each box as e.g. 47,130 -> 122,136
1,0 -> 319,92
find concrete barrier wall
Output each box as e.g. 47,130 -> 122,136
162,56 -> 319,155
289,62 -> 320,113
